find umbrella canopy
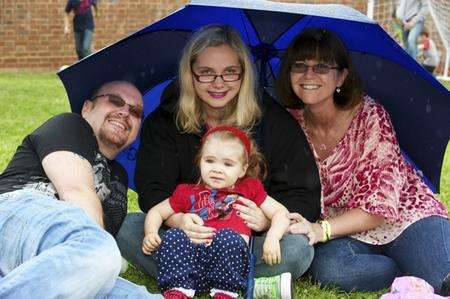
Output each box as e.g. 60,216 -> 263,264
58,0 -> 450,193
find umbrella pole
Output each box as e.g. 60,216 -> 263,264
246,237 -> 255,299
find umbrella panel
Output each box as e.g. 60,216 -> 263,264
352,52 -> 450,192
60,31 -> 191,113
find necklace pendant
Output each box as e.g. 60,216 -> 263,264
320,144 -> 327,151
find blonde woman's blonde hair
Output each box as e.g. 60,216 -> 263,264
177,24 -> 261,133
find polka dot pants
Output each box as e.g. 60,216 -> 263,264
155,228 -> 250,294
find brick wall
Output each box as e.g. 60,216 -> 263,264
0,0 -> 188,69
0,0 -> 447,75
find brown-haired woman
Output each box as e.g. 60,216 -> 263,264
278,27 -> 449,294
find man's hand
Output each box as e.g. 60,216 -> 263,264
262,236 -> 281,266
63,14 -> 71,34
179,213 -> 215,245
142,232 -> 161,255
234,196 -> 269,232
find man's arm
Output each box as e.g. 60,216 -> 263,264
64,1 -> 72,34
42,151 -> 104,228
93,1 -> 98,18
63,13 -> 71,34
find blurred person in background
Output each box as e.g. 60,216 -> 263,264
64,0 -> 98,60
417,29 -> 440,75
395,0 -> 428,59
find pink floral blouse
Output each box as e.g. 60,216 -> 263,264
289,97 -> 448,245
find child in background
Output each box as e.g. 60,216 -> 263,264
417,30 -> 440,74
142,125 -> 291,299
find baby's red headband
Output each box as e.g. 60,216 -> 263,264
202,125 -> 251,157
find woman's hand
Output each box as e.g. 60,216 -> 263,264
142,232 -> 161,255
262,237 -> 282,265
287,212 -> 323,245
180,213 -> 216,244
234,196 -> 270,232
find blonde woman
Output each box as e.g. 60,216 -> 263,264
117,24 -> 321,292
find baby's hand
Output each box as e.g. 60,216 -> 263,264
142,232 -> 161,255
262,237 -> 281,266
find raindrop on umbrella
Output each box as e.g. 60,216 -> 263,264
426,100 -> 432,114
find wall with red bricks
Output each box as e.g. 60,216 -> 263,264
0,0 -> 188,69
0,0 -> 447,75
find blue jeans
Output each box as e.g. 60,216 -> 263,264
402,20 -> 424,59
74,29 -> 93,60
117,213 -> 314,279
309,216 -> 450,294
0,190 -> 162,299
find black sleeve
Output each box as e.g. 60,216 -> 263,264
260,97 -> 321,222
31,113 -> 98,165
65,0 -> 74,13
135,110 -> 180,212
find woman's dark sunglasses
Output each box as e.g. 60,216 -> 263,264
91,94 -> 143,119
290,62 -> 339,74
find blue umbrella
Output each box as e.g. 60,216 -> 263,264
58,0 -> 450,193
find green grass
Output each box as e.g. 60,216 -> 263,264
0,72 -> 448,298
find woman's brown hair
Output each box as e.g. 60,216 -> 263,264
277,28 -> 363,109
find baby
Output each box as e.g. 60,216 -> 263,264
142,125 -> 290,299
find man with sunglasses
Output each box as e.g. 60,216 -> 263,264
0,81 -> 161,298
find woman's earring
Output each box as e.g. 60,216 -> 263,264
336,86 -> 341,93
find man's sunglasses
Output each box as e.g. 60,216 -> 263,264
290,62 -> 339,75
91,94 -> 143,119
